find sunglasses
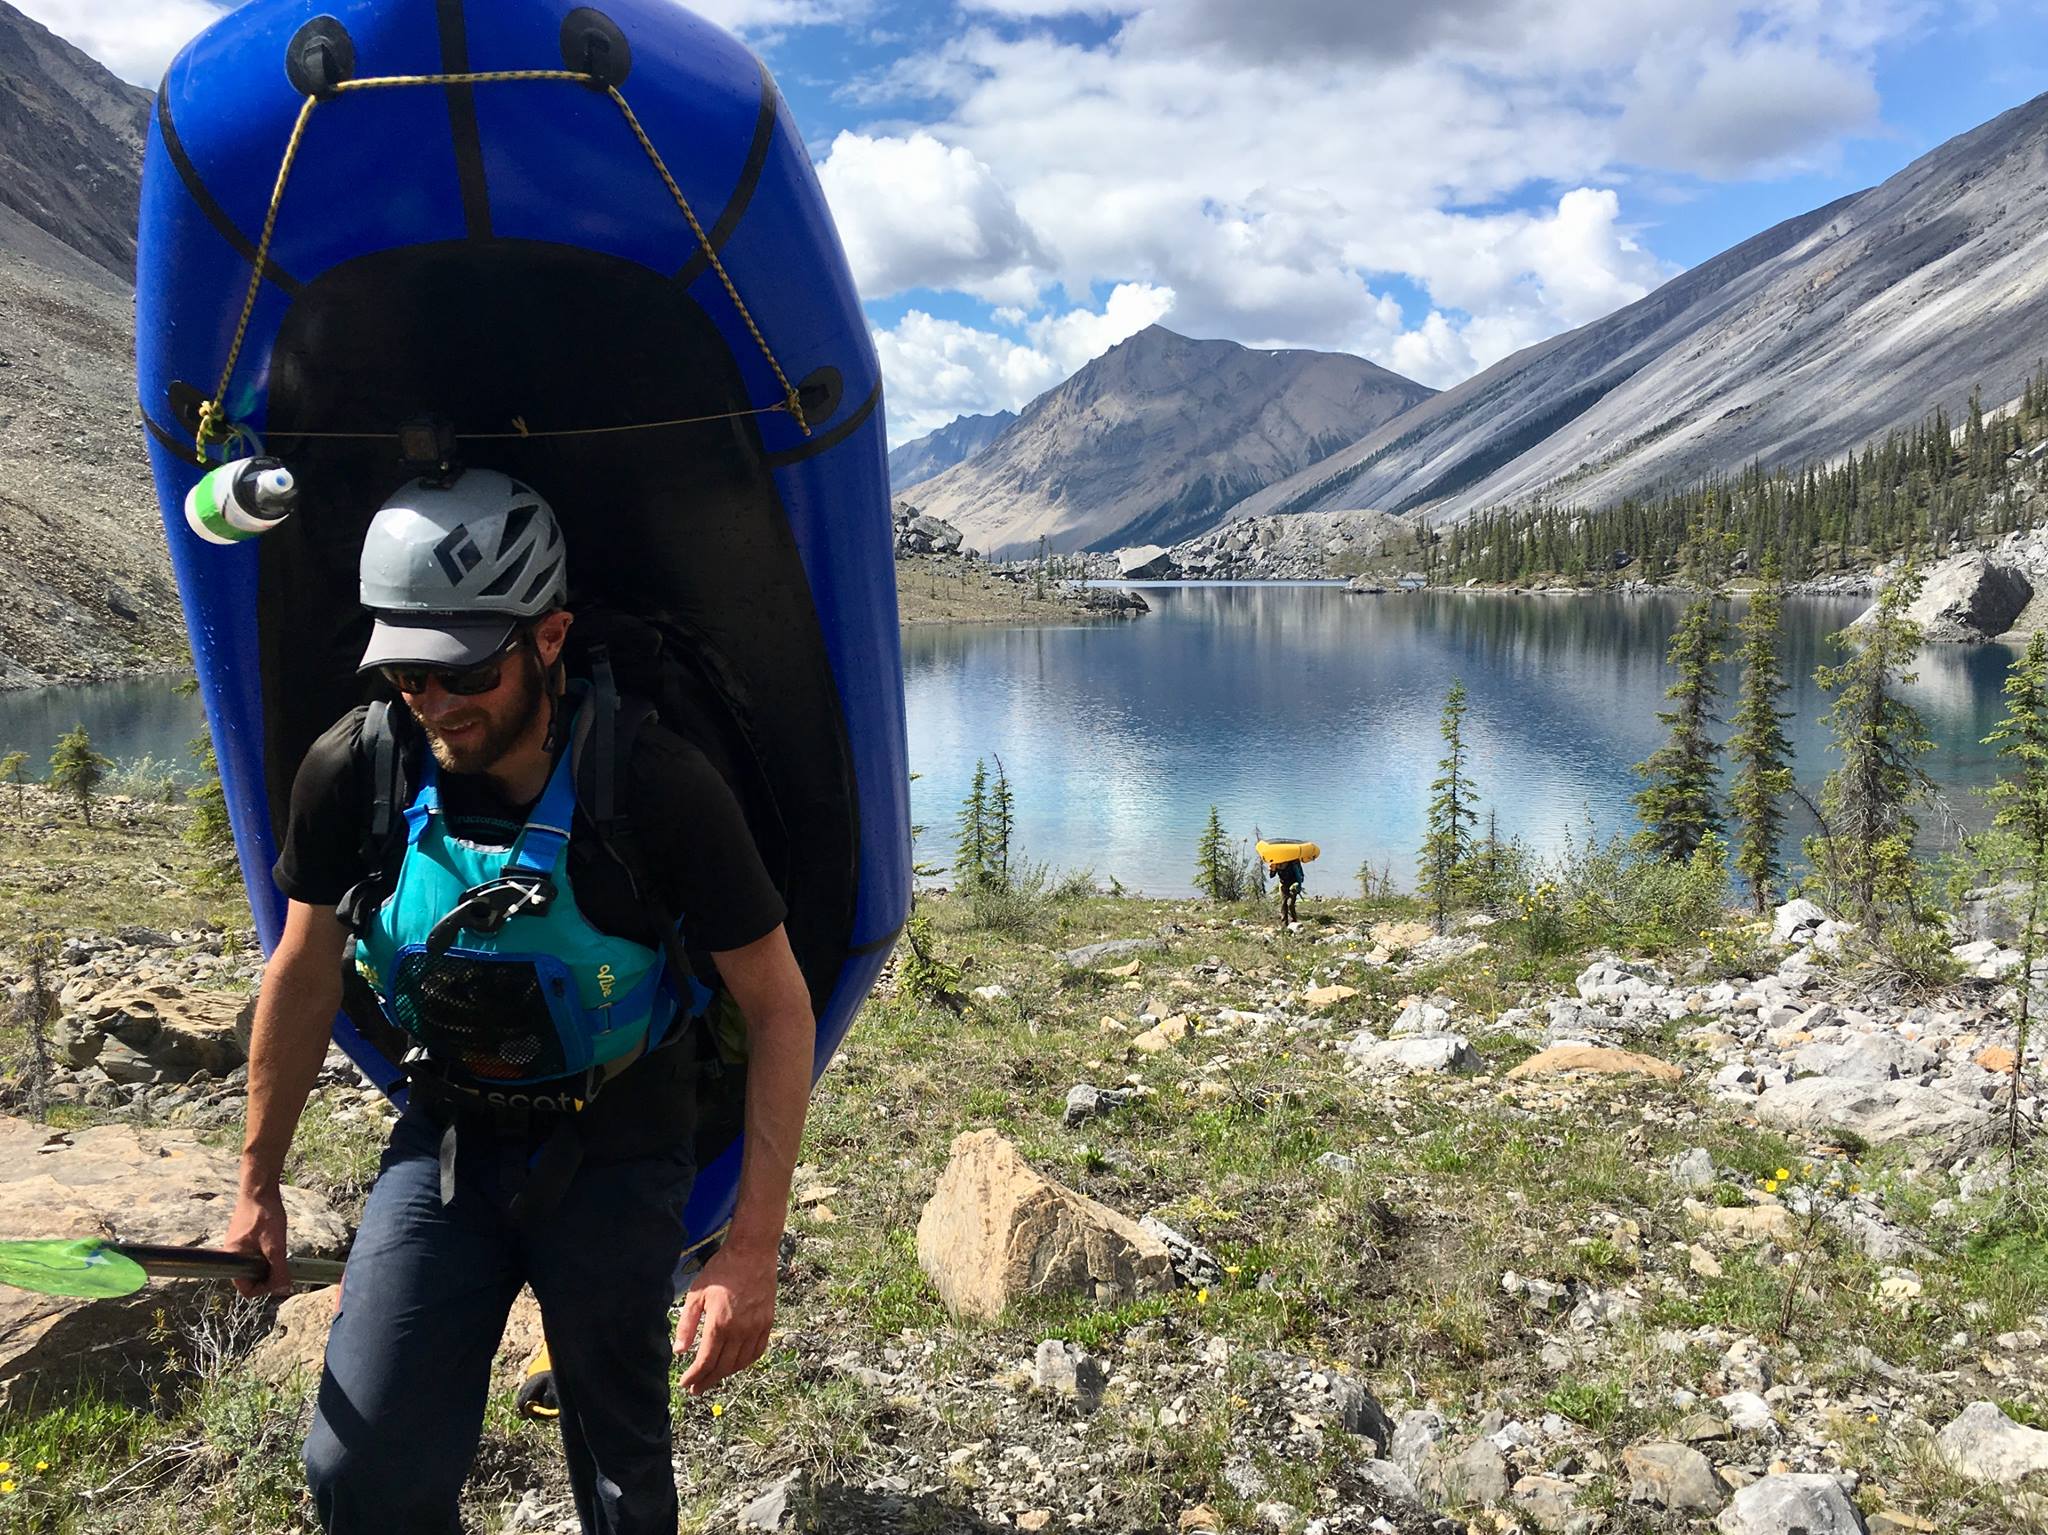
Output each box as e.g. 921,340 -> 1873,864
379,628 -> 528,697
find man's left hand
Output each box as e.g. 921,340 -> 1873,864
674,1240 -> 778,1394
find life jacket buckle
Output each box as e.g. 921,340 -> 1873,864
425,873 -> 559,956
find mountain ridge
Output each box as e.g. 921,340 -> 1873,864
907,325 -> 1435,556
890,410 -> 1019,496
1235,91 -> 2048,527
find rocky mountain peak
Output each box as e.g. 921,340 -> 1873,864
0,0 -> 152,284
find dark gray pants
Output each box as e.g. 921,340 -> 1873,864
303,1105 -> 696,1534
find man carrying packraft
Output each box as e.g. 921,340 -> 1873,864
1275,858 -> 1304,924
223,468 -> 812,1535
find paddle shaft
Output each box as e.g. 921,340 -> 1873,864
118,1243 -> 347,1288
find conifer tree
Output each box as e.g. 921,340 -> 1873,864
1419,680 -> 1480,933
185,735 -> 238,885
1727,567 -> 1796,911
1805,565 -> 1934,926
1194,805 -> 1239,902
48,725 -> 108,828
0,750 -> 27,815
954,759 -> 991,889
1634,563 -> 1729,862
1981,629 -> 2048,1156
988,756 -> 1016,885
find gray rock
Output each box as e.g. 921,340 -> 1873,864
1510,1474 -> 1580,1532
1441,1438 -> 1510,1508
1390,1409 -> 1447,1482
1389,1001 -> 1453,1037
1140,1216 -> 1222,1287
737,1471 -> 804,1532
1935,1400 -> 2048,1485
1960,881 -> 2031,944
1032,1338 -> 1107,1411
1059,938 -> 1160,968
1063,1084 -> 1132,1127
1624,1441 -> 1721,1512
1349,1035 -> 1481,1076
1258,1352 -> 1394,1452
1885,552 -> 2033,641
1754,1077 -> 1994,1155
1669,1147 -> 1716,1189
1353,1459 -> 1423,1510
1714,1473 -> 1867,1534
1772,899 -> 1828,943
1790,1033 -> 1939,1084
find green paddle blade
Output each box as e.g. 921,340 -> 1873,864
0,1238 -> 148,1299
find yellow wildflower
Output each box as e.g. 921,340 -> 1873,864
2,1481 -> 15,1494
1197,1288 -> 1210,1306
1763,1179 -> 1780,1193
33,1462 -> 46,1473
710,1402 -> 724,1418
1774,1168 -> 1790,1181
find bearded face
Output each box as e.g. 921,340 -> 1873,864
406,644 -> 547,778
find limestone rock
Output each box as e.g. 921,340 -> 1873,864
1882,552 -> 2033,641
1714,1473 -> 1867,1534
0,1116 -> 346,1404
1935,1400 -> 2048,1485
1624,1441 -> 1721,1512
1772,899 -> 1829,943
1440,1437 -> 1510,1507
1032,1338 -> 1107,1411
58,981 -> 249,1082
1131,1015 -> 1190,1053
1506,1045 -> 1682,1083
1754,1077 -> 1994,1154
1369,920 -> 1433,951
1348,1035 -> 1481,1075
1304,984 -> 1359,1010
915,1130 -> 1174,1320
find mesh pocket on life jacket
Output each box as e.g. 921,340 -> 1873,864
389,951 -> 570,1082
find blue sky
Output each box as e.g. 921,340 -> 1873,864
26,0 -> 2048,444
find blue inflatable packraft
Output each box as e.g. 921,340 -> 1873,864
133,0 -> 909,1254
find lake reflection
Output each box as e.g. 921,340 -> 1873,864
904,584 -> 2013,895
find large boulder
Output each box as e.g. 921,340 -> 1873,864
1935,1401 -> 2048,1485
1116,545 -> 1177,580
1715,1473 -> 1867,1534
51,981 -> 250,1083
1868,553 -> 2033,642
1754,1077 -> 1994,1156
915,1130 -> 1174,1321
0,1117 -> 347,1404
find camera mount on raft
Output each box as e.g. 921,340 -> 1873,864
399,415 -> 462,485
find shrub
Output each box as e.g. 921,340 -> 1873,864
104,752 -> 186,804
963,859 -> 1091,938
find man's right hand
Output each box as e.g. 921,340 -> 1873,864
225,1182 -> 292,1297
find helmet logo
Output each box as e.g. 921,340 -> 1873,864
434,526 -> 485,584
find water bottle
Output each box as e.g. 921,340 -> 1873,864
184,456 -> 298,545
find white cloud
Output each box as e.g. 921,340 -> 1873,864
829,0 -> 1939,422
875,282 -> 1175,444
13,0 -> 228,85
818,131 -> 1051,304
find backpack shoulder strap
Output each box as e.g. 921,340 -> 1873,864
572,647 -> 711,1011
337,701 -> 415,934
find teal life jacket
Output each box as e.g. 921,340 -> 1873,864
351,692 -> 712,1091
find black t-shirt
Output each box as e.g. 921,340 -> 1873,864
275,704 -> 786,956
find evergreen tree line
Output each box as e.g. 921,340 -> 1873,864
1435,368 -> 2048,586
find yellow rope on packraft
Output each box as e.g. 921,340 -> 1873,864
191,68 -> 810,456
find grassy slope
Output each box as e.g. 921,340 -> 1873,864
0,805 -> 2044,1532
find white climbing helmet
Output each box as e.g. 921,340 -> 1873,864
356,469 -> 568,672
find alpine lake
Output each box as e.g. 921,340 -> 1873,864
0,582 -> 2022,897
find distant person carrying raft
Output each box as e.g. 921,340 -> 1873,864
1256,838 -> 1321,925
224,472 -> 814,1535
